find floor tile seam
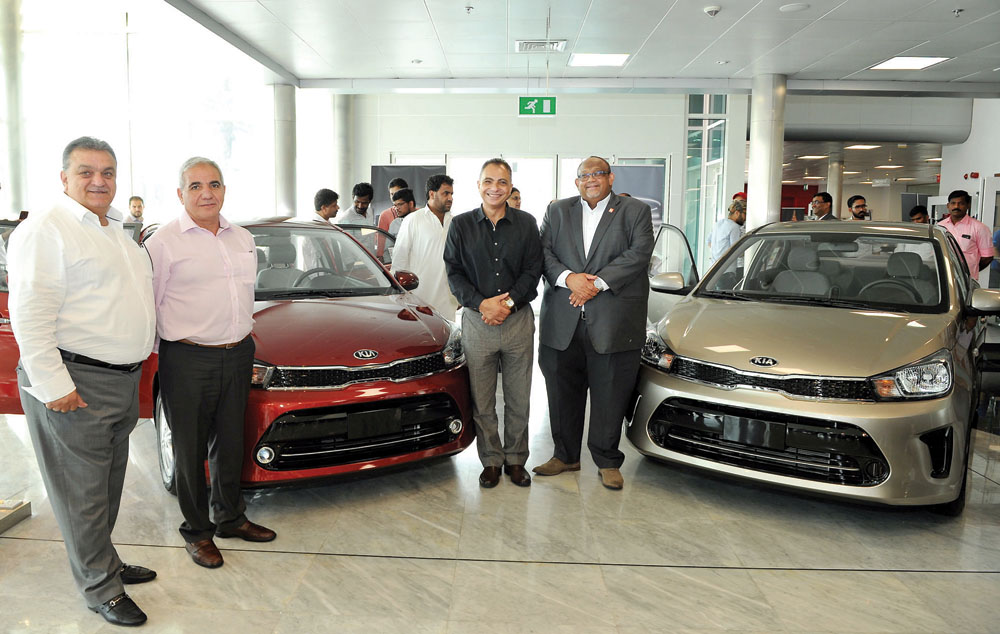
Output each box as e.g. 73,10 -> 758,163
6,535 -> 1000,576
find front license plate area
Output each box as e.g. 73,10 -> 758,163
347,409 -> 402,440
723,417 -> 786,450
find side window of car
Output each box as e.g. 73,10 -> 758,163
943,233 -> 970,302
648,224 -> 699,286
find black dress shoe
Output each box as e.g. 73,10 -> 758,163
504,464 -> 531,487
90,592 -> 147,627
216,520 -> 277,543
479,466 -> 501,488
120,563 -> 157,584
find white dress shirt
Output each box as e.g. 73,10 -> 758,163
7,195 -> 156,402
555,193 -> 611,291
708,217 -> 743,265
312,212 -> 333,224
334,206 -> 376,226
392,207 -> 459,318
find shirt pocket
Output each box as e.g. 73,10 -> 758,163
236,249 -> 259,287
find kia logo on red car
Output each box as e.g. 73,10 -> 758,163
749,356 -> 778,367
354,349 -> 379,360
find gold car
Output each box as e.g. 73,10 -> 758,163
630,221 -> 1000,515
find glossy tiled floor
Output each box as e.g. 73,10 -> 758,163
3,368 -> 1000,633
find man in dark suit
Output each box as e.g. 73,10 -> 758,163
533,156 -> 654,490
811,192 -> 838,220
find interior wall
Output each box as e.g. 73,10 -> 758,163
347,93 -> 687,211
940,98 -> 1000,202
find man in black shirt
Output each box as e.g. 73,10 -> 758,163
444,158 -> 543,488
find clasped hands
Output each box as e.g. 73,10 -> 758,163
480,293 -> 512,326
567,272 -> 601,307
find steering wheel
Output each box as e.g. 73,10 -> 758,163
857,279 -> 920,302
293,267 -> 339,287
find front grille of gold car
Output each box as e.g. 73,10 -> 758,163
269,353 -> 449,389
670,357 -> 877,401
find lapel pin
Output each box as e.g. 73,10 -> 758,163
608,207 -> 615,214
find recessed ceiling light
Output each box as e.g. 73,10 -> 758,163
716,60 -> 730,65
926,157 -> 942,162
411,59 -> 423,64
568,53 -> 629,67
803,176 -> 825,180
782,163 -> 790,166
860,180 -> 873,184
843,171 -> 860,175
781,180 -> 796,183
845,144 -> 880,150
779,3 -> 811,12
798,155 -> 828,160
875,164 -> 904,169
870,56 -> 950,70
895,177 -> 916,181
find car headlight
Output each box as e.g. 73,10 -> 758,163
250,361 -> 274,389
871,351 -> 952,400
442,321 -> 465,367
641,328 -> 675,372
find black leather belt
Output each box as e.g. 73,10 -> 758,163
59,349 -> 143,373
177,334 -> 250,349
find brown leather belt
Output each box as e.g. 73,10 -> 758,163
177,335 -> 250,349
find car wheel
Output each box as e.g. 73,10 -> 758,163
930,415 -> 974,517
154,393 -> 177,495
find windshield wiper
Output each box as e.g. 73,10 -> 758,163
755,295 -> 870,309
699,289 -> 753,301
261,288 -> 378,299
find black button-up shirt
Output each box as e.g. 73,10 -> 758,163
444,205 -> 543,310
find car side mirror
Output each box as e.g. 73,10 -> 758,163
650,272 -> 686,293
970,288 -> 1000,313
394,270 -> 420,291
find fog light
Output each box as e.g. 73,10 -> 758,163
256,446 -> 275,465
447,418 -> 463,434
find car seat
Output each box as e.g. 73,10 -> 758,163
256,241 -> 304,288
772,246 -> 831,296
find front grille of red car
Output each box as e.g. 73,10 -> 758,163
669,357 -> 877,401
268,353 -> 449,389
646,398 -> 890,486
253,394 -> 463,470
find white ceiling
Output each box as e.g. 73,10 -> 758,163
168,0 -> 1000,89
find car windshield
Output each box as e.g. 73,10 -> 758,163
249,224 -> 397,299
697,231 -> 946,313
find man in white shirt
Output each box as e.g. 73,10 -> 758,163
392,174 -> 460,319
7,137 -> 157,627
312,188 -> 339,223
707,198 -> 746,266
334,182 -> 376,226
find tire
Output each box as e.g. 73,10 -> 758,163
154,393 -> 177,495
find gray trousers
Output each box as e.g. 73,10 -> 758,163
461,306 -> 535,468
17,361 -> 141,608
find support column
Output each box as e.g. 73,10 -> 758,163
332,94 -> 353,197
827,155 -> 843,219
746,74 -> 787,229
273,83 -> 296,217
1,0 -> 25,216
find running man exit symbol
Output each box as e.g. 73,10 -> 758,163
518,96 -> 556,116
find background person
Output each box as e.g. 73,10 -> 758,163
146,157 -> 276,571
937,189 -> 992,282
335,182 -> 376,226
312,188 -> 339,223
707,198 -> 746,267
8,136 -> 157,627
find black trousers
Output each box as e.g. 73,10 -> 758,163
539,318 -> 641,469
158,338 -> 253,543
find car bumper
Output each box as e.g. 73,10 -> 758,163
626,364 -> 971,506
240,366 -> 473,486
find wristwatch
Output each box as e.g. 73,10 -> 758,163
503,297 -> 516,311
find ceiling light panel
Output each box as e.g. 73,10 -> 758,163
870,56 -> 950,70
568,53 -> 630,67
845,145 -> 881,150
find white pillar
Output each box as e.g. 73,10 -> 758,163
333,94 -> 353,197
827,156 -> 843,219
273,83 -> 296,217
746,74 -> 786,229
1,0 -> 25,216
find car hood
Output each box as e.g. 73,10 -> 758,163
250,294 -> 450,366
660,298 -> 955,378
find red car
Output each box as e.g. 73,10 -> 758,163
0,219 -> 474,490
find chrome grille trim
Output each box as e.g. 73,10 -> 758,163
266,352 -> 460,390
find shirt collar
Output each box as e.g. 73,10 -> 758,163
473,204 -> 511,224
313,212 -> 331,224
179,210 -> 230,233
61,193 -> 122,226
580,193 -> 612,215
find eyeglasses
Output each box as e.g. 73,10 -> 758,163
852,204 -> 868,210
577,170 -> 610,181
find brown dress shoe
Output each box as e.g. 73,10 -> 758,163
504,464 -> 531,487
532,457 -> 581,476
216,520 -> 277,542
479,466 -> 501,488
598,467 -> 624,490
185,539 -> 224,568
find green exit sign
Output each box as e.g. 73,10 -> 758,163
518,96 -> 556,116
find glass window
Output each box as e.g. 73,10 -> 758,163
688,94 -> 704,115
506,157 -> 555,224
558,156 -> 587,199
710,94 -> 727,114
445,156 -> 492,215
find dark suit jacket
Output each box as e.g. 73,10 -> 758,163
819,213 -> 839,221
539,193 -> 654,354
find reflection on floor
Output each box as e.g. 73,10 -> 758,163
3,373 -> 1000,633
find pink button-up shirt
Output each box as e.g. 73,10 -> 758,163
146,212 -> 256,345
937,214 -> 993,281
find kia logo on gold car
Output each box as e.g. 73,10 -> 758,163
353,349 -> 379,360
749,356 -> 778,367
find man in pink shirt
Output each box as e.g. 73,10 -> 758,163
145,157 -> 276,570
937,189 -> 993,281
